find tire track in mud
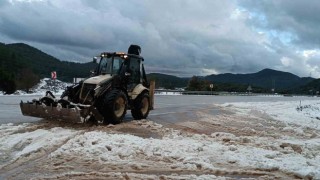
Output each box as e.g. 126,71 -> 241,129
0,114 -> 311,179
31,169 -> 281,180
150,110 -> 309,179
0,127 -> 87,179
0,120 -> 163,179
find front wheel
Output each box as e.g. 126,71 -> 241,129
100,90 -> 127,124
131,93 -> 150,120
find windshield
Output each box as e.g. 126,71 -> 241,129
98,56 -> 124,75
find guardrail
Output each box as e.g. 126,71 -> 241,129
155,89 -> 264,96
154,89 -> 315,97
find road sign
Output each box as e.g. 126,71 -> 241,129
51,71 -> 57,79
210,84 -> 213,95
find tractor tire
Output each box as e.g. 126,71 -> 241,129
131,93 -> 150,120
100,90 -> 127,124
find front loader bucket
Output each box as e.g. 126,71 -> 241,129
20,101 -> 83,123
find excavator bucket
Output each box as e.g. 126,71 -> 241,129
20,101 -> 83,123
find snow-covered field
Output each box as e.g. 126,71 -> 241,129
0,100 -> 320,179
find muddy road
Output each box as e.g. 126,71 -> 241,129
0,95 -> 319,179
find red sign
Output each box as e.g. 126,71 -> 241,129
51,71 -> 57,79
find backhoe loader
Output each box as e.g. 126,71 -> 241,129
20,45 -> 155,124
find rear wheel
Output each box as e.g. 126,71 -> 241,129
131,93 -> 150,120
100,90 -> 127,124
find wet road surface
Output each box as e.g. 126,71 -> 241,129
0,94 -> 319,125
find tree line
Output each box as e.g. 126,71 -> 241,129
186,76 -> 268,93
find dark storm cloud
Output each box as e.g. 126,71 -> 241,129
239,0 -> 320,49
0,0 -> 319,77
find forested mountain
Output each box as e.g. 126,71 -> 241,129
147,73 -> 189,89
7,43 -> 96,81
147,69 -> 316,93
205,69 -> 314,91
0,42 -> 318,94
0,42 -> 95,93
0,42 -> 19,93
296,78 -> 320,95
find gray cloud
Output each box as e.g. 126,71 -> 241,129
238,0 -> 320,77
239,0 -> 320,49
0,0 -> 319,77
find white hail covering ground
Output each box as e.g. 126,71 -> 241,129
0,123 -> 79,169
223,100 -> 320,131
0,78 -> 72,96
220,100 -> 320,178
0,100 -> 319,179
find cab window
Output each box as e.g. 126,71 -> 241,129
128,57 -> 141,84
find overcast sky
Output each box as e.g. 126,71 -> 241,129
0,0 -> 319,77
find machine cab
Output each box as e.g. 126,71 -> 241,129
95,54 -> 125,76
124,55 -> 148,91
94,51 -> 148,91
